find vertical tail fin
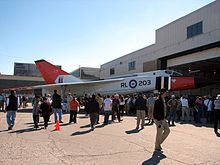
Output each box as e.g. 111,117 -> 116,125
35,59 -> 82,84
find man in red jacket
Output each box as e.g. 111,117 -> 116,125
69,96 -> 80,124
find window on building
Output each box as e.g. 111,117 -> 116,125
128,61 -> 136,71
110,68 -> 115,75
187,21 -> 203,38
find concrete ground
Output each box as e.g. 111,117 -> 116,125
0,110 -> 220,165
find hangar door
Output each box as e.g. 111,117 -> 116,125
167,48 -> 220,68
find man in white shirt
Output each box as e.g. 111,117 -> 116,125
180,95 -> 190,122
204,96 -> 213,124
146,94 -> 155,124
103,95 -> 112,125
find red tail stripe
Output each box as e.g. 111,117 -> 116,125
35,60 -> 69,84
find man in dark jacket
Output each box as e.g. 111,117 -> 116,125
112,94 -> 122,122
135,93 -> 147,129
52,90 -> 63,123
5,90 -> 18,130
87,94 -> 100,131
153,88 -> 170,152
40,97 -> 52,129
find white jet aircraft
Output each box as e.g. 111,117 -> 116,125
34,59 -> 183,97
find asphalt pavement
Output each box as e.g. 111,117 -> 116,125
0,109 -> 220,165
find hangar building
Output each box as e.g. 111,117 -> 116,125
70,67 -> 100,81
100,0 -> 220,95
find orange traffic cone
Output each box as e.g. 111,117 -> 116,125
54,120 -> 60,131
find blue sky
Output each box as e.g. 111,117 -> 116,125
0,0 -> 214,75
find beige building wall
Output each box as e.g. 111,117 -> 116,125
155,0 -> 220,58
143,60 -> 158,72
100,0 -> 220,79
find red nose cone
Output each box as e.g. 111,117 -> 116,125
171,77 -> 195,90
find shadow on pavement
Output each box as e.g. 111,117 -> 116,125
25,122 -> 35,125
176,120 -> 214,129
125,128 -> 141,134
144,123 -> 154,126
25,121 -> 44,125
78,115 -> 89,119
17,109 -> 32,113
0,129 -> 9,133
72,123 -> 105,136
71,129 -> 91,136
60,123 -> 72,127
80,123 -> 105,129
142,151 -> 166,165
80,124 -> 91,128
25,122 -> 54,128
9,127 -> 43,134
95,124 -> 105,128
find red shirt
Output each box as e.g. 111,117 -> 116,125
69,99 -> 80,111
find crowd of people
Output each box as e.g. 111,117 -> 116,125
0,93 -> 29,111
1,89 -> 220,152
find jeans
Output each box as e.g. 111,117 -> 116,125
33,115 -> 39,128
53,108 -> 62,122
168,110 -> 176,125
90,113 -> 98,129
112,107 -> 121,122
194,108 -> 201,123
206,111 -> 213,123
6,111 -> 16,127
104,110 -> 112,124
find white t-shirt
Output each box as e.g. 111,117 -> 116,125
214,99 -> 220,110
103,98 -> 112,111
204,99 -> 212,111
180,97 -> 189,108
119,99 -> 125,105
